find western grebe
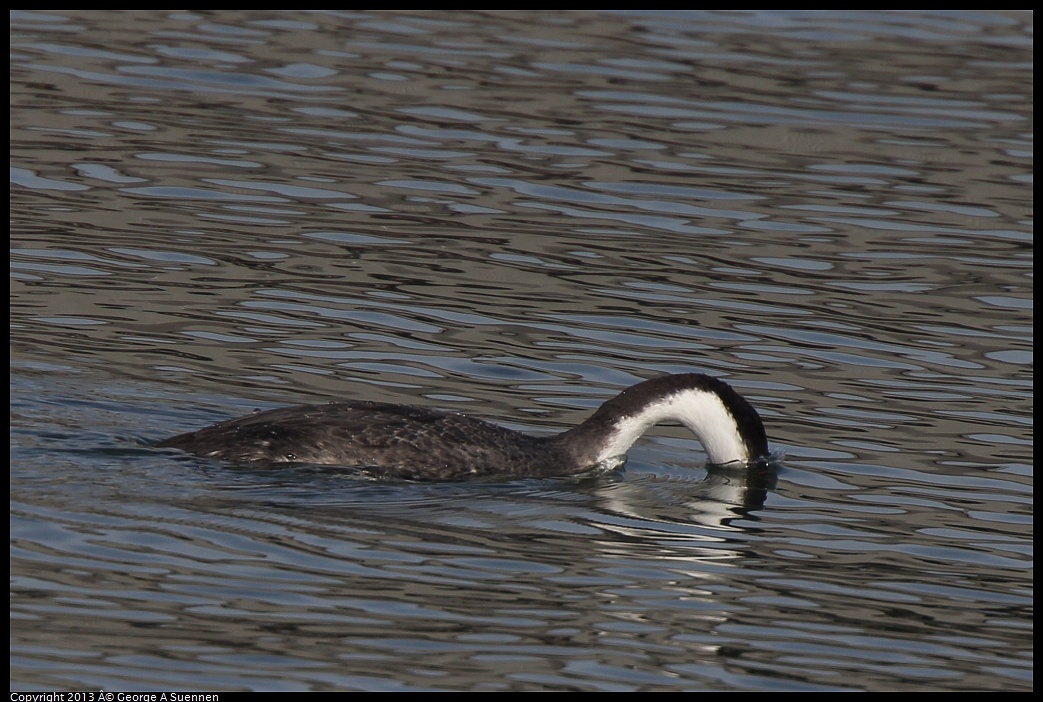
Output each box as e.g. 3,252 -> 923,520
158,373 -> 769,480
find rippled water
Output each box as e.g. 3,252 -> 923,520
10,10 -> 1032,692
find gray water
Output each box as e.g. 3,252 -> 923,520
10,10 -> 1032,691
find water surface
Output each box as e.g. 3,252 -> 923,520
10,10 -> 1032,691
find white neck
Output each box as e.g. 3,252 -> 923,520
594,387 -> 753,466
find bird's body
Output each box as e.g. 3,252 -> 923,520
158,373 -> 769,481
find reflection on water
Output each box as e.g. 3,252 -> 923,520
11,10 -> 1031,692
